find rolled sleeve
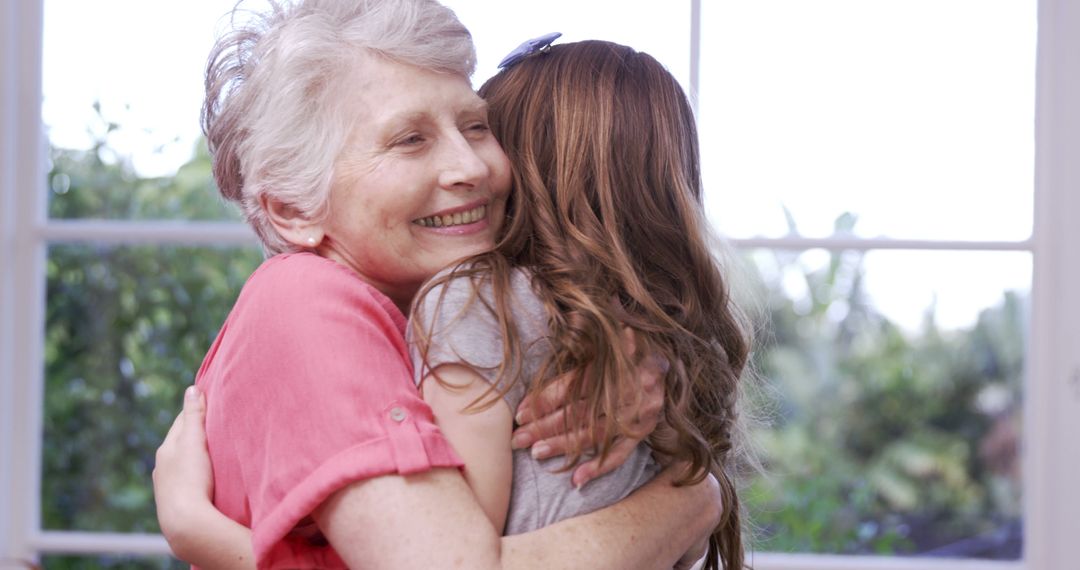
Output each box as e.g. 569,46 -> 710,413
199,253 -> 463,568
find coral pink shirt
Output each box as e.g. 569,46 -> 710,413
196,253 -> 463,569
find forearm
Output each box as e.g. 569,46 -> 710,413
165,504 -> 255,570
318,465 -> 719,570
501,466 -> 720,569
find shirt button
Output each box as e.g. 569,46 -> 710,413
389,407 -> 407,422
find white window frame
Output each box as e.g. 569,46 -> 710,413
2,1 -> 1077,568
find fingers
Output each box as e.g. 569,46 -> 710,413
605,371 -> 662,442
181,385 -> 208,445
514,373 -> 571,425
624,351 -> 664,404
514,352 -> 664,451
162,409 -> 185,448
154,386 -> 206,477
620,325 -> 638,357
183,385 -> 206,418
154,412 -> 184,487
609,345 -> 666,440
618,325 -> 670,378
515,326 -> 668,480
527,427 -> 608,465
571,435 -> 637,488
612,394 -> 660,439
511,404 -> 589,451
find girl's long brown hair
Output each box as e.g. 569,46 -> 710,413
413,40 -> 751,569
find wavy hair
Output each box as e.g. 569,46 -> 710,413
202,0 -> 475,253
415,40 -> 754,569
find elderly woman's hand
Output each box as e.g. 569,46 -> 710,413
511,328 -> 667,488
153,386 -> 215,559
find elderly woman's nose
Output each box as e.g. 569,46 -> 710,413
438,134 -> 490,188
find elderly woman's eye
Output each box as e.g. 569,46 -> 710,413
396,134 -> 425,147
465,123 -> 490,136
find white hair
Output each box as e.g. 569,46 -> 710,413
203,0 -> 477,254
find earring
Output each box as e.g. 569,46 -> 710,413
306,236 -> 317,247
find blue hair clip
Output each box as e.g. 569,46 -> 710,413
498,32 -> 562,69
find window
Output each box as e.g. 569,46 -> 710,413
697,0 -> 1033,559
3,1 -> 1077,568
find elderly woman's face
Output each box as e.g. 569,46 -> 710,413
318,57 -> 512,309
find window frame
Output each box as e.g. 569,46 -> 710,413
2,0 -> 1076,567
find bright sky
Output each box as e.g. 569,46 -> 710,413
41,0 -> 1036,332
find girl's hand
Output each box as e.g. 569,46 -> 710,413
511,329 -> 667,487
153,386 -> 215,558
152,385 -> 257,569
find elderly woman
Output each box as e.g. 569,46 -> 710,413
152,0 -> 722,568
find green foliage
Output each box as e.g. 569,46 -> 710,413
42,137 -> 262,535
47,108 -> 237,221
39,555 -> 187,570
742,216 -> 1024,558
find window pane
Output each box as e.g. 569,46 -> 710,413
43,244 -> 262,532
43,0 -> 239,219
740,249 -> 1027,558
700,1 -> 1036,240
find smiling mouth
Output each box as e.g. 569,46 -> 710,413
415,204 -> 487,228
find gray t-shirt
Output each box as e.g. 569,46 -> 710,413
410,267 -> 660,535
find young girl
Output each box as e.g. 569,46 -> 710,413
414,39 -> 751,568
158,38 -> 751,569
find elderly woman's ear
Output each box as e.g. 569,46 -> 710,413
260,194 -> 324,249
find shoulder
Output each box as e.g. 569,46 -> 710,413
506,267 -> 545,318
249,253 -> 372,299
253,253 -> 402,314
412,263 -> 485,327
410,263 -> 549,359
236,252 -> 408,340
417,264 -> 541,312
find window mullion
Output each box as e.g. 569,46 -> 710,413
0,0 -> 19,559
729,236 -> 1033,252
1,0 -> 46,565
689,0 -> 700,115
1028,0 -> 1080,567
38,220 -> 255,245
29,531 -> 170,556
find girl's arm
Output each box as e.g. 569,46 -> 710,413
418,364 -> 514,531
